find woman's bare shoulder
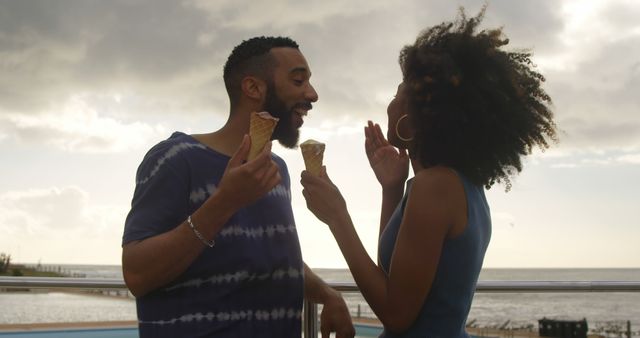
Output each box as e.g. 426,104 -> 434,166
412,166 -> 461,194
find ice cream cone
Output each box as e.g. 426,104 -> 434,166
300,139 -> 325,176
248,111 -> 279,160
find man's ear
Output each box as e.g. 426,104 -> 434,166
241,76 -> 267,101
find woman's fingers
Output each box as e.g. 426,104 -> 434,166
364,122 -> 372,140
364,127 -> 374,158
365,120 -> 389,156
374,123 -> 387,146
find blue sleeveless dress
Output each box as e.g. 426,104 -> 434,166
378,172 -> 491,338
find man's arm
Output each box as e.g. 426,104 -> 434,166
303,263 -> 355,338
303,263 -> 336,304
122,138 -> 281,297
122,192 -> 235,297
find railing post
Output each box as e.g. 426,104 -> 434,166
303,300 -> 318,338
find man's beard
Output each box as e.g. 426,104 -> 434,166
263,85 -> 299,148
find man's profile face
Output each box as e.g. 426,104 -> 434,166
262,48 -> 318,148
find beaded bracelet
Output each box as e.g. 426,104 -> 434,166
187,215 -> 215,248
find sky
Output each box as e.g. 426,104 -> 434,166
0,0 -> 639,268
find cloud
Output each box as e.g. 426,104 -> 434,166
0,95 -> 166,153
617,153 -> 640,164
542,0 -> 640,151
0,187 -> 88,235
492,211 -> 518,228
1,0 -> 638,155
0,0 -> 226,153
186,0 -> 390,30
0,0 -> 227,116
556,117 -> 640,150
0,0 -> 565,118
260,0 -> 565,122
0,186 -> 126,237
545,150 -> 640,168
0,1 -> 226,114
0,185 -> 129,264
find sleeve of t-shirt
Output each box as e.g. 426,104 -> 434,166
122,145 -> 190,246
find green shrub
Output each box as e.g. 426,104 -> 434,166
0,253 -> 11,273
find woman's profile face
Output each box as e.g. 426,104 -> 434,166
386,82 -> 410,146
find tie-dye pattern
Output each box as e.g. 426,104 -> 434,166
123,132 -> 304,338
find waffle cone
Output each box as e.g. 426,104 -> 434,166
248,111 -> 279,160
300,139 -> 325,176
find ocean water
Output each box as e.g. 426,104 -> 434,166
1,265 -> 639,336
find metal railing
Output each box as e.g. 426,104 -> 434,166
0,277 -> 125,290
2,276 -> 640,337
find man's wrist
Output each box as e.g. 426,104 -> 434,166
322,287 -> 343,305
206,185 -> 230,209
310,281 -> 340,305
196,191 -> 237,231
304,265 -> 340,305
205,189 -> 239,218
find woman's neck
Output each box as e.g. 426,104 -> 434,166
410,158 -> 424,174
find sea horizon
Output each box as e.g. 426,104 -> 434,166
11,263 -> 640,282
12,262 -> 640,270
2,264 -> 639,335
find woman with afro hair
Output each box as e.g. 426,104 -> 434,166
301,7 -> 557,338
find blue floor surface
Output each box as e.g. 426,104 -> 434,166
0,325 -> 489,337
0,328 -> 137,338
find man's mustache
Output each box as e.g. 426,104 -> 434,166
293,102 -> 313,111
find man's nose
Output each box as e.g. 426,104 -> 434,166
306,83 -> 319,102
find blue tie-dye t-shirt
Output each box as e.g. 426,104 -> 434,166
123,132 -> 304,338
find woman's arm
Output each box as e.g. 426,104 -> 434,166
301,167 -> 464,333
379,183 -> 405,239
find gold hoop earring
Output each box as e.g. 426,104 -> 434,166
395,114 -> 414,142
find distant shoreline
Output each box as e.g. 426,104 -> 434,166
8,263 -> 640,269
0,264 -> 67,278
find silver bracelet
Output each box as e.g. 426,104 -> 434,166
187,215 -> 215,248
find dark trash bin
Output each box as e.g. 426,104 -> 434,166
538,318 -> 588,338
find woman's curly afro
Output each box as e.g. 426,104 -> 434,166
400,7 -> 558,190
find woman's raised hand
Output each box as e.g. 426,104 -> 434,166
300,167 -> 348,228
364,120 -> 409,189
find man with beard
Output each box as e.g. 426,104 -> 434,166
121,37 -> 355,338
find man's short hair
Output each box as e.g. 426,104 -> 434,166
223,36 -> 299,108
